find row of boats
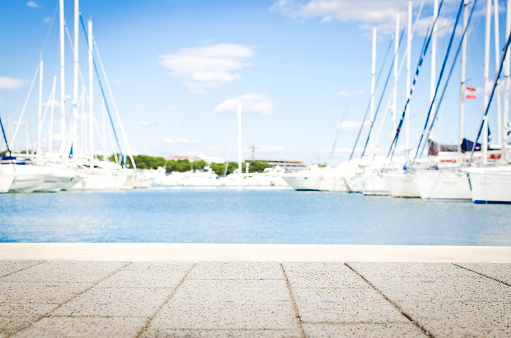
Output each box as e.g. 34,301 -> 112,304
0,155 -> 163,193
282,154 -> 511,204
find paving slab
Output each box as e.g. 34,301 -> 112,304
186,261 -> 283,280
149,303 -> 299,331
50,287 -> 172,317
0,261 -> 45,278
12,317 -> 148,338
168,279 -> 292,305
362,275 -> 511,302
347,262 -> 479,278
395,299 -> 511,337
291,287 -> 408,324
282,262 -> 370,288
140,329 -> 303,337
302,323 -> 425,337
148,279 -> 299,330
0,303 -> 58,337
0,282 -> 92,304
96,261 -> 194,288
456,262 -> 511,285
1,261 -> 129,283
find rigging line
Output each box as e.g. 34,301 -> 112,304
412,0 -> 465,163
375,1 -> 427,150
0,114 -> 12,156
224,115 -> 238,177
385,0 -> 445,166
470,25 -> 511,158
345,36 -> 395,166
78,15 -> 125,167
40,2 -> 59,57
418,0 -> 478,160
10,66 -> 40,150
357,28 -> 407,168
327,37 -> 370,165
93,40 -> 136,169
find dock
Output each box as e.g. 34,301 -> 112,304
1,244 -> 510,337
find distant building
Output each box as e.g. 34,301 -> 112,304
248,159 -> 307,172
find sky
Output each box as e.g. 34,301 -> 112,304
0,0 -> 508,165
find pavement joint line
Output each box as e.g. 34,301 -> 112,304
0,260 -> 47,279
344,262 -> 434,338
280,262 -> 306,338
452,263 -> 511,288
136,262 -> 197,338
6,261 -> 133,338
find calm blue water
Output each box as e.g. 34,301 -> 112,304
1,187 -> 510,245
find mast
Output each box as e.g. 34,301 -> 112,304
37,59 -> 43,154
494,0 -> 502,147
370,26 -> 377,168
504,0 -> 511,163
88,19 -> 93,162
237,102 -> 242,173
406,0 -> 412,152
482,0 -> 491,164
72,0 -> 79,156
392,14 -> 400,141
49,76 -> 57,152
459,0 -> 469,155
429,0 -> 438,141
59,0 -> 66,154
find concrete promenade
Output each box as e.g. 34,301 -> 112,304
1,244 -> 510,337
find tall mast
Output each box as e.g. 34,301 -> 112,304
59,0 -> 66,153
88,19 -> 94,162
237,102 -> 242,173
37,59 -> 43,154
459,0 -> 469,155
406,0 -> 412,151
482,0 -> 491,164
392,14 -> 400,142
370,26 -> 377,167
494,0 -> 502,147
504,0 -> 511,163
429,0 -> 438,140
72,0 -> 79,156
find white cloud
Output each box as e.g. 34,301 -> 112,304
168,105 -> 178,112
140,121 -> 151,127
163,137 -> 198,144
214,93 -> 273,115
26,1 -> 39,8
130,105 -> 144,110
43,17 -> 51,23
0,77 -> 26,91
159,43 -> 255,94
338,120 -> 371,131
337,89 -> 364,97
270,0 -> 457,35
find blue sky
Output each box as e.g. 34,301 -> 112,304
0,0 -> 508,165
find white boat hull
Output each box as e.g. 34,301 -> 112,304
415,170 -> 471,202
282,176 -> 323,191
362,173 -> 389,196
381,172 -> 420,198
468,167 -> 511,204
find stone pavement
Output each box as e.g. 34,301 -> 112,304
1,260 -> 510,337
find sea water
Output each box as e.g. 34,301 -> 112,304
1,187 -> 510,245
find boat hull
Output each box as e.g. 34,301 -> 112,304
468,167 -> 511,204
415,170 -> 471,202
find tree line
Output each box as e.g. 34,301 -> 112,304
114,154 -> 273,175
